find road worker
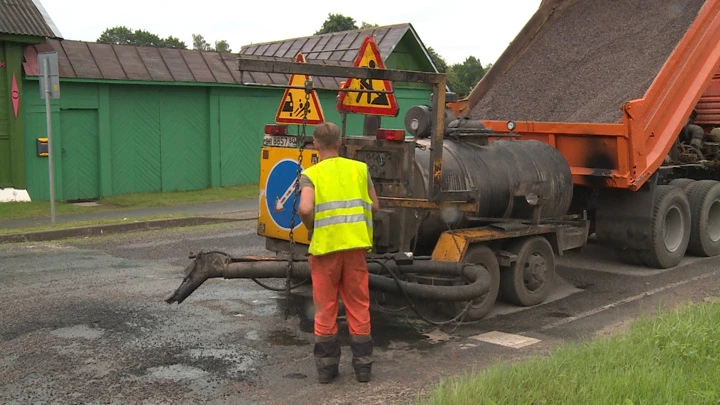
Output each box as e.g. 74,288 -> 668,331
298,122 -> 379,384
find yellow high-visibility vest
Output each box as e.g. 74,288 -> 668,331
303,157 -> 373,256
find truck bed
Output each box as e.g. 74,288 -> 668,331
463,0 -> 720,191
470,0 -> 704,124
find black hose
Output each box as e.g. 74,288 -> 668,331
166,252 -> 490,305
252,277 -> 310,292
195,251 -> 311,292
222,260 -> 489,302
370,259 -> 472,326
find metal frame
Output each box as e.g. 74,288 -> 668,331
237,58 -> 448,204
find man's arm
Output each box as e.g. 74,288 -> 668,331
369,183 -> 379,213
367,168 -> 380,213
298,186 -> 315,231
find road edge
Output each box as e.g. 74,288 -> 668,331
0,211 -> 258,244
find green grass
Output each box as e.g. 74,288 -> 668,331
420,301 -> 720,405
0,185 -> 258,221
99,184 -> 258,208
0,200 -> 108,220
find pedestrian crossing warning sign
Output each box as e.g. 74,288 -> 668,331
337,36 -> 399,117
275,53 -> 325,125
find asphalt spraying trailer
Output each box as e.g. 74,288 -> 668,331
166,55 -> 590,322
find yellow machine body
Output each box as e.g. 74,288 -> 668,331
257,145 -> 318,244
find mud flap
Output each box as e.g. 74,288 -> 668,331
595,174 -> 657,250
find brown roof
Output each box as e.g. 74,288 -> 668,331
239,24 -> 418,86
21,23 -> 427,88
0,0 -> 62,38
23,39 -> 241,84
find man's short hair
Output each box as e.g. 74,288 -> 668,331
313,122 -> 340,150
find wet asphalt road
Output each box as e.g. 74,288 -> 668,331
2,221 -> 720,404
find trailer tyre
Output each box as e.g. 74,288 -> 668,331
639,185 -> 691,268
456,245 -> 500,321
500,236 -> 555,307
687,180 -> 720,257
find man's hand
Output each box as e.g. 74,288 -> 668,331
298,186 -> 315,230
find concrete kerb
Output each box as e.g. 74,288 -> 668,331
0,210 -> 259,244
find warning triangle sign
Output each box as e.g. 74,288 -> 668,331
275,53 -> 325,125
337,36 -> 399,117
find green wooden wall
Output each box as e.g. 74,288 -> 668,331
21,79 -> 431,201
0,41 -> 25,188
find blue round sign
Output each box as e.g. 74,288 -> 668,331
266,159 -> 303,230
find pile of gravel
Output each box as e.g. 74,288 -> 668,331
470,0 -> 706,123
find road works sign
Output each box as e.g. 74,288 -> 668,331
265,158 -> 303,230
275,53 -> 325,125
337,36 -> 399,117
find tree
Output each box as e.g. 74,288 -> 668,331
214,40 -> 232,53
192,34 -> 212,51
98,26 -> 187,49
132,29 -> 165,47
315,13 -> 357,34
163,35 -> 187,49
98,26 -> 137,46
447,56 -> 487,97
360,22 -> 378,29
426,46 -> 448,73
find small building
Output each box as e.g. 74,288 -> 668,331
0,0 -> 61,191
6,11 -> 437,200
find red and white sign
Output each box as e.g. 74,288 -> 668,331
337,36 -> 399,117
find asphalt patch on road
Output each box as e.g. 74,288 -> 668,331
0,298 -> 158,342
282,291 -> 433,350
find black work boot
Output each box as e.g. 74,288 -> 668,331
314,335 -> 340,384
350,334 -> 373,383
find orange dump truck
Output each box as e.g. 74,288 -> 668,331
449,0 -> 720,269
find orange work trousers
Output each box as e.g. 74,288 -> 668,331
309,248 -> 371,337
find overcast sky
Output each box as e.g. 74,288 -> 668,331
38,0 -> 542,66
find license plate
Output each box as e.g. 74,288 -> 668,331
263,135 -> 298,148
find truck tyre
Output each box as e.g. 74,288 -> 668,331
457,245 -> 500,320
639,185 -> 691,268
500,236 -> 555,307
669,178 -> 696,193
615,248 -> 643,266
687,180 -> 720,257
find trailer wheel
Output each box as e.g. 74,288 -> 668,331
669,178 -> 696,193
500,236 -> 555,307
639,185 -> 691,268
456,245 -> 500,320
687,180 -> 720,257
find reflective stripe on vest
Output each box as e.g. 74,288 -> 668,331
315,213 -> 373,229
303,157 -> 373,256
315,199 -> 373,213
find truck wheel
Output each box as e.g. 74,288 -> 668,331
687,180 -> 720,257
639,185 -> 691,268
500,236 -> 555,307
615,248 -> 643,265
669,178 -> 696,193
456,245 -> 500,320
